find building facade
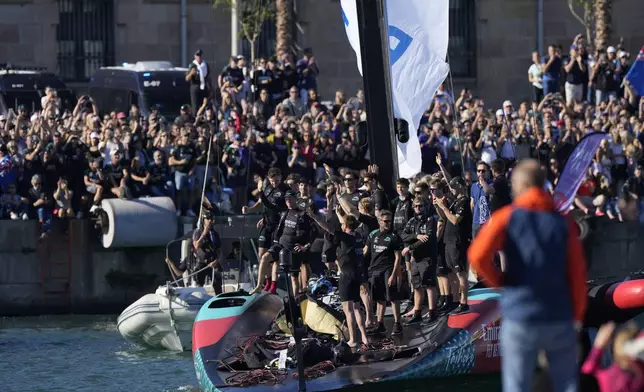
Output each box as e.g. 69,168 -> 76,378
0,0 -> 643,105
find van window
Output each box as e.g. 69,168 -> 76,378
139,72 -> 190,118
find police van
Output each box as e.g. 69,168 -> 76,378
88,61 -> 191,119
0,64 -> 75,115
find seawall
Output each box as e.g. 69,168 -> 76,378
0,216 -> 640,316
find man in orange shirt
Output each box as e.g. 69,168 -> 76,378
469,159 -> 587,392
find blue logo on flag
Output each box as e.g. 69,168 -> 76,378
342,8 -> 412,67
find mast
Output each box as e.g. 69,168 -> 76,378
355,0 -> 399,194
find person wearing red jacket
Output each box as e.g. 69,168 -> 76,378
469,159 -> 588,392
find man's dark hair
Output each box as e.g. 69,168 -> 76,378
491,159 -> 505,174
343,215 -> 359,231
379,209 -> 393,219
396,178 -> 410,187
477,161 -> 490,170
414,182 -> 429,193
267,168 -> 282,178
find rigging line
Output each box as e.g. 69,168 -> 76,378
197,130 -> 215,230
446,52 -> 466,176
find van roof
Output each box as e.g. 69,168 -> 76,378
101,61 -> 189,73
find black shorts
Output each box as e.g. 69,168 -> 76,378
369,268 -> 402,303
404,253 -> 412,266
322,240 -> 336,264
410,258 -> 436,289
436,241 -> 448,276
338,269 -> 362,302
445,242 -> 468,273
258,226 -> 275,249
268,244 -> 306,275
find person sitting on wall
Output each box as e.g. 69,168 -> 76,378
165,206 -> 222,292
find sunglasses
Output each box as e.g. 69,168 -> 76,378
344,178 -> 354,182
477,169 -> 486,173
380,220 -> 391,224
413,204 -> 424,208
429,188 -> 438,193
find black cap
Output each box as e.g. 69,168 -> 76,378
194,49 -> 203,57
450,176 -> 466,188
284,190 -> 297,199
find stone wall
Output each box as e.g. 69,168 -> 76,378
0,0 -> 643,108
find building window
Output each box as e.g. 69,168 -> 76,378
56,0 -> 115,82
449,0 -> 476,78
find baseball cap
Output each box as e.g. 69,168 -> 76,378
0,115 -> 6,121
284,190 -> 297,199
496,109 -> 504,116
90,132 -> 100,139
503,100 -> 513,107
117,112 -> 127,119
194,49 -> 203,57
607,46 -> 616,53
450,176 -> 466,188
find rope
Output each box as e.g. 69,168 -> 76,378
225,368 -> 287,387
360,337 -> 398,352
291,360 -> 336,380
167,263 -> 213,286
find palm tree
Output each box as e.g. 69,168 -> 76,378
275,0 -> 293,62
594,0 -> 612,51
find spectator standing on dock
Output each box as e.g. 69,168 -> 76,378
469,159 -> 588,392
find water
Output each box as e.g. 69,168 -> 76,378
0,316 -> 501,392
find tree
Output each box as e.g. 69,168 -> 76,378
275,0 -> 294,62
214,0 -> 275,63
593,0 -> 612,51
566,0 -> 612,51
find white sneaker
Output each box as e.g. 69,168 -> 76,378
21,213 -> 28,220
186,210 -> 196,217
10,213 -> 19,220
90,205 -> 98,213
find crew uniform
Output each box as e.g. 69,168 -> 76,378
392,194 -> 414,234
269,200 -> 316,275
333,229 -> 365,302
365,229 -> 404,302
258,182 -> 288,249
355,213 -> 378,281
174,222 -> 222,290
401,211 -> 438,290
443,194 -> 472,273
322,190 -> 367,265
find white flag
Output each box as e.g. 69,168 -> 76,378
341,0 -> 450,178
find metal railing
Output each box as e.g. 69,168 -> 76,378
56,0 -> 116,82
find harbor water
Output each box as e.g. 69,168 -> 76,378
0,315 -> 501,392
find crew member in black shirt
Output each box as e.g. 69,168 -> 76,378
242,168 -> 288,292
296,177 -> 313,211
249,190 -> 315,295
401,197 -> 438,325
218,56 -> 245,102
435,177 -> 472,315
339,196 -> 378,328
364,210 -> 404,336
430,177 -> 454,313
323,171 -> 367,272
308,206 -> 369,347
391,177 -> 415,301
362,167 -> 389,217
165,209 -> 222,291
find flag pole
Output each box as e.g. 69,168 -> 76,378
356,0 -> 399,192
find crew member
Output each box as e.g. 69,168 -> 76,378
435,177 -> 472,315
362,165 -> 389,217
296,177 -> 313,211
308,205 -> 369,348
322,172 -> 367,272
430,178 -> 454,313
165,210 -> 222,291
401,197 -> 438,325
249,190 -> 315,295
391,177 -> 415,313
338,196 -> 378,328
364,210 -> 404,336
242,168 -> 287,292
469,159 -> 587,392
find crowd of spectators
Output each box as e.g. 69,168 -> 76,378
0,34 -> 643,239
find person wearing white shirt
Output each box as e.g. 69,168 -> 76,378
528,51 -> 544,102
